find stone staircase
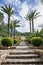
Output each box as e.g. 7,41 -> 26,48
1,41 -> 43,65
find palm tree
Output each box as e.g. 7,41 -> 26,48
26,13 -> 32,33
1,4 -> 14,36
10,21 -> 13,37
13,20 -> 20,38
30,10 -> 40,33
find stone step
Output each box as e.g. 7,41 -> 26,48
9,51 -> 39,55
1,64 -> 43,65
9,49 -> 34,51
9,49 -> 36,53
16,46 -> 28,49
6,55 -> 39,59
17,45 -> 27,46
9,54 -> 39,56
1,58 -> 43,65
1,42 -> 43,65
18,42 -> 27,46
15,48 -> 29,50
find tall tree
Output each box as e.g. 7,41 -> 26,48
1,4 -> 14,36
10,21 -> 13,37
13,20 -> 20,38
26,13 -> 32,33
30,10 -> 40,33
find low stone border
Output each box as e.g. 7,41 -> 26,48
0,42 -> 20,50
0,46 -> 16,50
0,50 -> 9,64
34,50 -> 43,59
39,52 -> 43,59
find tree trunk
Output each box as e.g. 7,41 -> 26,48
30,21 -> 31,33
32,19 -> 34,33
11,27 -> 12,38
8,15 -> 10,37
11,22 -> 12,38
14,28 -> 15,38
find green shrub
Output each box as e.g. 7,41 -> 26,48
14,39 -> 18,44
14,38 -> 20,44
42,39 -> 43,44
26,36 -> 32,43
31,37 -> 42,46
1,37 -> 13,47
0,37 -> 2,43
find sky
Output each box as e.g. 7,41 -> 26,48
0,0 -> 43,32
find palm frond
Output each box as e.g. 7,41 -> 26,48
34,15 -> 41,19
1,6 -> 7,13
25,13 -> 32,21
35,12 -> 40,16
16,25 -> 20,27
13,19 -> 20,28
1,4 -> 14,16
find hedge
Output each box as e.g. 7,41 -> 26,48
1,37 -> 13,47
31,37 -> 42,46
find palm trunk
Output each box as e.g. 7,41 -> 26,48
11,22 -> 12,37
11,27 -> 12,38
32,19 -> 34,33
8,15 -> 10,37
30,21 -> 31,33
14,28 -> 15,38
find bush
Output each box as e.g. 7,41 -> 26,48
1,37 -> 13,47
42,39 -> 43,44
14,38 -> 20,44
0,37 -> 2,43
0,37 -> 2,46
26,36 -> 32,43
31,37 -> 42,46
14,39 -> 18,44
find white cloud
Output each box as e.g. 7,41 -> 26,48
16,17 -> 30,32
34,3 -> 43,30
20,2 -> 29,18
6,0 -> 21,6
11,15 -> 21,21
4,13 -> 8,23
17,20 -> 30,32
35,0 -> 37,2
